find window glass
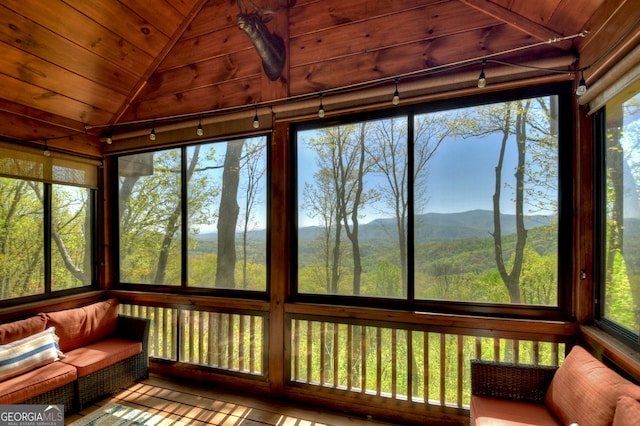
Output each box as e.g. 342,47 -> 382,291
298,118 -> 408,297
119,149 -> 182,285
187,138 -> 267,290
0,177 -> 44,299
51,185 -> 93,290
602,80 -> 640,334
415,97 -> 559,305
297,94 -> 560,306
118,137 -> 268,291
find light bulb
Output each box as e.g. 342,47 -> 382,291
318,94 -> 325,118
106,135 -> 113,144
392,79 -> 400,105
196,122 -> 204,136
392,89 -> 400,105
477,70 -> 486,88
576,77 -> 587,96
149,128 -> 156,141
253,106 -> 259,128
477,60 -> 487,88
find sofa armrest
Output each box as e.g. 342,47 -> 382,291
116,315 -> 150,347
471,359 -> 558,403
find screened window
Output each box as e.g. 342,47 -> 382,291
117,137 -> 268,291
599,79 -> 640,337
296,89 -> 566,308
0,145 -> 96,301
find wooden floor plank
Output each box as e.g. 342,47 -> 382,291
66,374 -> 400,426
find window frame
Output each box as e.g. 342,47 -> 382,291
594,104 -> 640,351
112,135 -> 271,301
291,83 -> 574,320
0,177 -> 98,308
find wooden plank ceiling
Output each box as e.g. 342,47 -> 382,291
0,0 -> 615,154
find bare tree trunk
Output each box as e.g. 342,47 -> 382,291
216,141 -> 244,288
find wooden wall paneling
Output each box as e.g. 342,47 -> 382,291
61,0 -> 171,55
289,2 -> 500,69
167,0 -> 202,17
0,45 -> 126,114
0,73 -> 113,125
119,75 -> 263,122
577,0 -> 640,80
546,0 -> 605,36
123,0 -> 191,38
180,0 -> 237,40
288,25 -> 536,95
155,27 -> 252,73
1,0 -> 155,75
0,5 -> 140,94
0,106 -> 87,140
140,50 -> 261,101
288,0 -> 445,37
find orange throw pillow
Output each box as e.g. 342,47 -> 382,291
545,346 -> 640,426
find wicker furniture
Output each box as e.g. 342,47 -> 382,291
74,315 -> 149,409
0,299 -> 149,413
470,346 -> 640,426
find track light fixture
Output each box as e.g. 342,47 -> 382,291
196,117 -> 204,136
253,105 -> 260,129
392,78 -> 400,105
318,94 -> 325,118
477,59 -> 487,88
576,69 -> 587,96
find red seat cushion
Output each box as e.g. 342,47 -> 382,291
60,338 -> 142,377
0,361 -> 76,404
471,395 -> 562,426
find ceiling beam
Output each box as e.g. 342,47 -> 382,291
458,0 -> 572,50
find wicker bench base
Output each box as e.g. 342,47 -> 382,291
76,351 -> 148,410
24,381 -> 76,414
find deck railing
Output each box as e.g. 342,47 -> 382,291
120,302 -> 569,413
287,314 -> 566,409
120,303 -> 267,377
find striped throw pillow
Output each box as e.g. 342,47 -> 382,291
0,326 -> 63,382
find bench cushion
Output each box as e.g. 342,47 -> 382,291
0,361 -> 76,404
471,395 -> 561,426
545,345 -> 640,426
44,299 -> 119,352
61,338 -> 142,377
0,315 -> 46,345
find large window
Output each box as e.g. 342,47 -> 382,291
0,145 -> 96,302
296,87 -> 569,311
117,137 -> 268,292
598,78 -> 640,340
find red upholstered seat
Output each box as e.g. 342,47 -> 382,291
61,338 -> 142,377
471,395 -> 562,426
0,362 -> 76,404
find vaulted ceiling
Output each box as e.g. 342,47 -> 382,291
0,0 -> 635,155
